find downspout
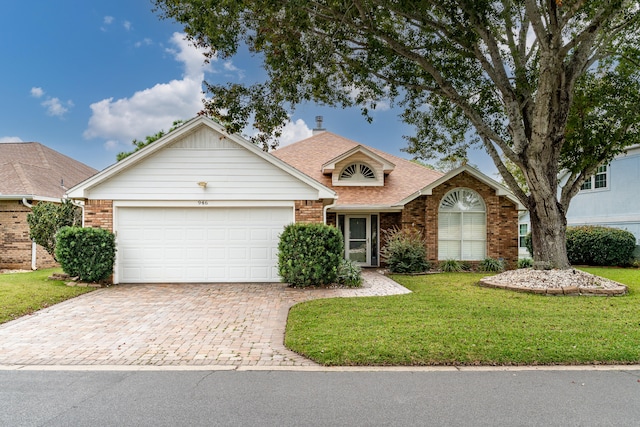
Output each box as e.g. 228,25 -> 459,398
323,199 -> 338,224
22,198 -> 37,270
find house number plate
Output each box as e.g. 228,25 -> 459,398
197,200 -> 209,205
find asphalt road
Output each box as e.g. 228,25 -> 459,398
1,368 -> 639,426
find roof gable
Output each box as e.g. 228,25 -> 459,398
400,164 -> 525,210
0,142 -> 97,200
321,145 -> 395,174
66,116 -> 335,200
272,132 -> 444,207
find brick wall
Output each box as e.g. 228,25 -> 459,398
424,171 -> 519,268
294,200 -> 324,223
0,200 -> 57,270
84,200 -> 113,230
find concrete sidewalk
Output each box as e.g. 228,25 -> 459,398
0,270 -> 409,367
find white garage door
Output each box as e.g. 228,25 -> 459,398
116,207 -> 293,283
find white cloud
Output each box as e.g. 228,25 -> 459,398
347,86 -> 391,112
123,21 -> 132,31
0,136 -> 23,143
31,87 -> 72,118
103,16 -> 114,25
84,32 -> 215,147
277,119 -> 313,147
42,97 -> 72,117
135,38 -> 152,48
30,87 -> 44,98
164,32 -> 213,78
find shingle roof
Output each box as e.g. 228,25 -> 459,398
0,143 -> 98,199
271,132 -> 443,207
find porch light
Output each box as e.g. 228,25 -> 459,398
197,181 -> 208,189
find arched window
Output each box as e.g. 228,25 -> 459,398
438,188 -> 486,260
339,163 -> 376,181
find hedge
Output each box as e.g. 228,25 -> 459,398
277,223 -> 344,287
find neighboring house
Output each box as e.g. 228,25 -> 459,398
0,143 -> 98,270
518,145 -> 640,258
67,116 -> 522,284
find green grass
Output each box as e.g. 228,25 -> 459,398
285,267 -> 640,366
0,269 -> 95,324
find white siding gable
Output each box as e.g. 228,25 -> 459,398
86,126 -> 320,201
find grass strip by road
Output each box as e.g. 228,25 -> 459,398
285,267 -> 640,366
0,268 -> 94,324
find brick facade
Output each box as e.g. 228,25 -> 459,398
294,200 -> 324,223
423,171 -> 519,268
84,200 -> 113,231
0,200 -> 57,270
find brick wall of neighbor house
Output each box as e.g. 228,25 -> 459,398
0,200 -> 57,270
84,200 -> 114,231
424,172 -> 519,268
294,200 -> 324,223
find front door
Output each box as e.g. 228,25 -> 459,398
344,215 -> 381,266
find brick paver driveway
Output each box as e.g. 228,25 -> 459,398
0,271 -> 409,367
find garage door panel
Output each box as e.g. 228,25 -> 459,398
117,207 -> 291,283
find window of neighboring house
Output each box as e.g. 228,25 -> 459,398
438,188 -> 486,260
580,165 -> 609,191
339,163 -> 376,181
519,223 -> 528,248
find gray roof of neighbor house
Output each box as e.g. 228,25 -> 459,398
0,142 -> 98,200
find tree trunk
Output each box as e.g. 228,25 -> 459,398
528,198 -> 570,269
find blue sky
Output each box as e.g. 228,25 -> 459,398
0,0 -> 496,174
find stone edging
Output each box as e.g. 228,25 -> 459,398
478,278 -> 627,296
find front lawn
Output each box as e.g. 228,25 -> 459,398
285,267 -> 640,366
0,269 -> 95,324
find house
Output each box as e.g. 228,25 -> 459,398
67,116 -> 522,284
272,128 -> 523,269
0,143 -> 98,270
518,145 -> 640,258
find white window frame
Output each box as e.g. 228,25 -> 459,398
580,164 -> 609,192
519,223 -> 528,248
339,162 -> 376,182
438,188 -> 486,261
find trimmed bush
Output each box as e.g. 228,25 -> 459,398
479,257 -> 504,272
566,225 -> 636,266
337,259 -> 363,287
518,258 -> 534,268
440,259 -> 463,272
278,223 -> 344,287
524,226 -> 635,266
27,200 -> 82,260
381,227 -> 430,273
55,226 -> 116,282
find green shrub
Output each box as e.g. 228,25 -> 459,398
278,223 -> 344,287
479,257 -> 504,272
518,258 -> 534,268
524,232 -> 533,258
440,259 -> 463,272
381,227 -> 430,273
523,226 -> 635,266
566,225 -> 636,266
459,261 -> 473,271
337,259 -> 362,287
55,227 -> 116,282
27,200 -> 82,260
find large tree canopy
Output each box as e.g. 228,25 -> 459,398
154,0 -> 640,268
